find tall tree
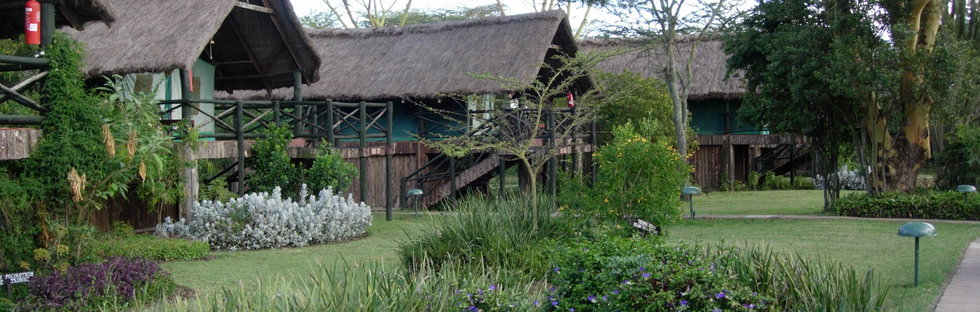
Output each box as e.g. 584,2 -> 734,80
605,0 -> 743,167
726,0 -> 963,193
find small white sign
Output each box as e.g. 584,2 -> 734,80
2,272 -> 34,285
632,219 -> 659,234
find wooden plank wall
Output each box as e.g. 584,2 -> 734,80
692,134 -> 805,190
692,145 -> 722,189
0,128 -> 40,160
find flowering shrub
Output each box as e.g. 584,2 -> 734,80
547,236 -> 774,312
156,186 -> 371,250
560,121 -> 688,228
451,284 -> 532,311
24,257 -> 173,310
815,165 -> 866,190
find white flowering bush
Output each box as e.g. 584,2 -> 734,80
155,185 -> 371,250
815,165 -> 866,190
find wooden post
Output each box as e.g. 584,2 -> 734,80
326,101 -> 335,146
498,154 -> 506,197
449,156 -> 457,197
789,135 -> 797,184
546,108 -> 557,195
385,101 -> 393,221
293,71 -> 304,137
571,106 -> 580,177
358,101 -> 368,203
273,100 -> 281,125
40,2 -> 54,47
590,119 -> 597,185
235,101 -> 246,195
178,69 -> 198,219
400,177 -> 408,210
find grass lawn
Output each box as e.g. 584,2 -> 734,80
691,190 -> 860,215
668,218 -> 980,312
160,213 -> 435,298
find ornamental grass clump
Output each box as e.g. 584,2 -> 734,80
155,185 -> 371,250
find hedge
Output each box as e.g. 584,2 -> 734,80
834,191 -> 980,220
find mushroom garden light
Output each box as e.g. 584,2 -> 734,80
957,185 -> 976,203
682,186 -> 701,219
897,222 -> 937,287
407,188 -> 424,215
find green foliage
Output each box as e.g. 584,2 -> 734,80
305,141 -> 357,193
560,121 -> 688,228
157,260 -> 541,312
86,232 -> 210,262
747,171 -> 762,190
398,193 -> 585,275
550,236 -> 775,311
200,179 -> 237,203
247,125 -> 301,195
0,172 -> 38,273
761,171 -> 792,190
594,71 -> 675,144
26,32 -> 109,214
725,246 -> 888,311
834,191 -> 980,220
936,125 -> 980,188
299,11 -> 337,29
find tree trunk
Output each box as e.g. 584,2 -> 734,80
664,40 -> 689,164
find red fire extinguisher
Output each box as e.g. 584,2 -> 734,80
566,92 -> 575,108
25,0 -> 41,45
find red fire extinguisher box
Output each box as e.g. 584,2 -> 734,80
25,0 -> 41,45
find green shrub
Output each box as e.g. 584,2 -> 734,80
559,121 -> 688,229
549,236 -> 775,311
87,231 -> 209,261
834,191 -> 980,220
761,171 -> 793,190
0,173 -> 38,273
200,179 -> 236,202
747,171 -> 762,190
594,71 -> 677,145
937,125 -> 980,188
725,246 -> 888,311
247,125 -> 301,195
398,193 -> 584,275
793,176 -> 815,189
305,141 -> 357,193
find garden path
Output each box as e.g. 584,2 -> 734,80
934,238 -> 980,312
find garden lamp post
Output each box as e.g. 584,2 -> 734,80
956,185 -> 976,203
682,186 -> 701,219
407,188 -> 424,216
897,222 -> 936,287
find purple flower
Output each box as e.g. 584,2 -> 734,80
466,306 -> 478,312
638,267 -> 645,271
712,309 -> 722,312
612,289 -> 620,295
622,280 -> 632,285
641,272 -> 651,278
553,267 -> 561,273
744,303 -> 756,309
488,284 -> 496,291
588,295 -> 597,303
680,300 -> 688,306
477,289 -> 484,295
552,300 -> 559,307
716,292 -> 726,299
534,301 -> 541,307
570,308 -> 576,312
602,295 -> 607,301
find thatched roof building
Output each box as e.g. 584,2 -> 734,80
66,0 -> 319,91
0,0 -> 116,38
579,38 -> 744,100
226,10 -> 592,101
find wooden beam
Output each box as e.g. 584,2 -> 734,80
234,2 -> 274,14
59,5 -> 84,30
259,0 -> 306,82
225,17 -> 272,92
0,82 -> 49,113
0,71 -> 47,104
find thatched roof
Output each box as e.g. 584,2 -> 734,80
579,37 -> 745,100
67,0 -> 319,91
0,0 -> 116,39
224,10 -> 593,101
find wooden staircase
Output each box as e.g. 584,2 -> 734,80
423,156 -> 499,206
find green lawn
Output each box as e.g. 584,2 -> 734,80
159,191 -> 979,312
691,190 -> 860,215
160,213 -> 435,298
668,218 -> 980,312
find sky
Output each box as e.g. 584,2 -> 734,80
289,0 -> 621,34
